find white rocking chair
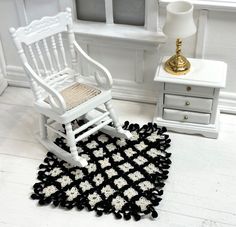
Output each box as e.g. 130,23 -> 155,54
10,8 -> 132,167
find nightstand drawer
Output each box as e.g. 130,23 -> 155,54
164,94 -> 213,112
163,108 -> 210,124
165,83 -> 214,97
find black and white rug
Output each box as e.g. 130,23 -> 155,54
31,121 -> 171,221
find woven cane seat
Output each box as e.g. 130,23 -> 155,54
45,83 -> 101,110
61,83 -> 101,110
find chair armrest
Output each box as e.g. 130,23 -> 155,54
24,63 -> 67,114
73,41 -> 113,90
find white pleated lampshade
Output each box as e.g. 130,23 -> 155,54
163,1 -> 196,39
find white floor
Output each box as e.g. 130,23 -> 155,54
0,87 -> 236,227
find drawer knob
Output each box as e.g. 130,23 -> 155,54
184,115 -> 188,120
186,86 -> 192,92
185,101 -> 190,106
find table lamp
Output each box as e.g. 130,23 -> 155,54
163,1 -> 196,75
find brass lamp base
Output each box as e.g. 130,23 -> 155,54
164,54 -> 190,75
164,38 -> 191,75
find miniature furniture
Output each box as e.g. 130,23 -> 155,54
9,8 -> 132,167
154,57 -> 227,138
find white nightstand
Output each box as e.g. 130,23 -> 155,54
153,57 -> 227,138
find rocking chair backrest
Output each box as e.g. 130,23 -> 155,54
9,8 -> 77,100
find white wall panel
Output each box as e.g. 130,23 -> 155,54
0,0 -> 22,67
205,11 -> 236,93
24,0 -> 60,22
88,44 -> 137,81
0,0 -> 235,113
143,50 -> 159,83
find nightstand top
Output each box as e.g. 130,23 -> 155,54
154,57 -> 227,88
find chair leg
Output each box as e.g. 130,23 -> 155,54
65,122 -> 88,167
105,100 -> 132,139
39,114 -> 48,140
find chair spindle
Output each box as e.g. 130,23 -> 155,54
58,33 -> 68,68
35,41 -> 49,77
28,45 -> 41,77
50,35 -> 62,71
42,38 -> 56,74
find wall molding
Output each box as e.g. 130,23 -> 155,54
195,9 -> 208,59
0,39 -> 8,95
105,0 -> 114,24
145,0 -> 159,31
219,91 -> 236,114
74,24 -> 166,50
5,65 -> 29,87
14,0 -> 28,25
5,65 -> 236,114
0,76 -> 8,95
